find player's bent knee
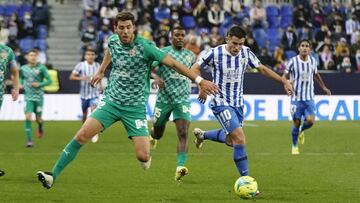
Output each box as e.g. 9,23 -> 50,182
74,128 -> 92,144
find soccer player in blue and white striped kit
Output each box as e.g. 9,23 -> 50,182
69,48 -> 101,143
283,39 -> 331,155
191,26 -> 293,188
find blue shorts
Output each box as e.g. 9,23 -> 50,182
290,100 -> 315,120
211,105 -> 244,135
81,97 -> 98,113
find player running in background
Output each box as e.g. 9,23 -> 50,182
69,48 -> 101,143
0,44 -> 20,177
20,49 -> 52,147
36,11 -> 218,189
282,39 -> 331,155
191,26 -> 293,185
149,26 -> 196,181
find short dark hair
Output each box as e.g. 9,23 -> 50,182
27,49 -> 39,54
114,11 -> 135,26
85,48 -> 96,54
297,39 -> 311,48
227,26 -> 246,39
172,26 -> 185,33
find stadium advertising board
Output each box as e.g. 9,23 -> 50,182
0,94 -> 359,121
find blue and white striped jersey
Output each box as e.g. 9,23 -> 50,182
72,61 -> 100,99
198,44 -> 261,107
285,55 -> 317,101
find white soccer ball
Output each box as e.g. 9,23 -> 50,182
234,176 -> 258,199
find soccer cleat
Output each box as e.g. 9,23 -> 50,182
0,169 -> 5,177
291,146 -> 299,155
37,124 -> 44,138
175,166 -> 188,181
37,171 -> 54,189
193,128 -> 205,149
149,136 -> 157,149
26,141 -> 33,148
91,134 -> 99,143
298,131 -> 305,145
140,157 -> 152,170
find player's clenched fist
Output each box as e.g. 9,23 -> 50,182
90,71 -> 104,87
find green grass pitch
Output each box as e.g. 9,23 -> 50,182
0,121 -> 359,202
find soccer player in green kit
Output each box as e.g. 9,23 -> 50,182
20,49 -> 52,147
0,44 -> 20,177
37,11 -> 218,189
150,26 -> 195,181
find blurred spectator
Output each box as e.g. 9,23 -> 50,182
81,23 -> 97,47
122,1 -> 138,21
96,19 -> 112,58
245,34 -> 259,54
32,0 -> 51,28
332,24 -> 346,43
83,0 -> 100,11
154,19 -> 171,44
320,44 -> 336,70
355,48 -> 360,72
13,46 -> 27,66
185,35 -> 200,56
258,47 -> 274,68
193,1 -> 209,28
249,0 -> 267,29
293,3 -> 310,29
350,34 -> 360,56
0,19 -> 9,44
78,9 -> 98,34
298,25 -> 313,40
223,0 -> 242,15
335,37 -> 350,59
281,25 -> 298,52
19,11 -> 36,39
310,2 -> 325,28
338,56 -> 353,73
273,46 -> 285,73
100,0 -> 118,21
199,29 -> 210,50
34,46 -> 47,64
209,26 -> 223,47
207,2 -> 225,27
315,24 -> 331,43
157,36 -> 168,49
180,0 -> 195,16
345,14 -> 360,44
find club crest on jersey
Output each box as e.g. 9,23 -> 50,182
34,69 -> 40,75
186,55 -> 192,62
129,47 -> 136,57
1,51 -> 8,60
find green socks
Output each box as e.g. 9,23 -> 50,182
52,139 -> 82,179
25,120 -> 32,141
176,152 -> 187,167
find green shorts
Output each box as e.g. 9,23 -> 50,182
153,101 -> 191,126
25,100 -> 43,116
90,98 -> 148,137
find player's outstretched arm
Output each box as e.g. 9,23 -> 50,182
191,63 -> 207,103
161,54 -> 218,96
91,49 -> 111,87
10,65 -> 19,101
314,73 -> 331,95
257,64 -> 293,96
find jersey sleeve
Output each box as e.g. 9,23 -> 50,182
312,57 -> 318,74
197,48 -> 214,69
39,65 -> 52,87
143,42 -> 167,62
285,58 -> 294,74
247,48 -> 261,69
72,63 -> 82,75
7,48 -> 17,69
